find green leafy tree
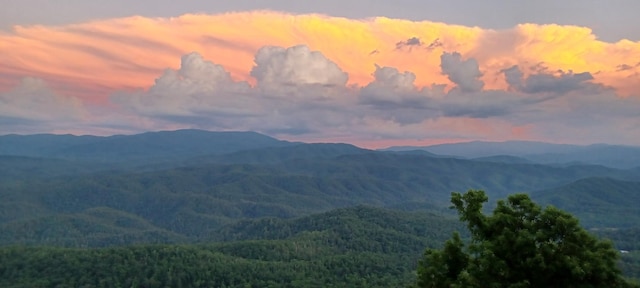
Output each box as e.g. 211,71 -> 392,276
416,190 -> 636,288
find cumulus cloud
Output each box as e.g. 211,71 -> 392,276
112,52 -> 254,119
440,52 -> 484,92
110,45 -> 358,135
522,71 -> 595,94
435,58 -> 600,119
2,11 -> 640,99
357,53 -> 557,123
503,65 -> 597,94
8,46 -> 636,147
251,45 -> 348,88
1,11 -> 639,146
472,65 -> 639,141
0,77 -> 86,133
249,45 -> 351,102
360,65 -> 425,106
358,65 -> 450,124
502,65 -> 525,91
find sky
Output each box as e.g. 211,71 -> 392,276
1,1 -> 640,148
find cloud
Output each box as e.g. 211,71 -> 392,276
616,64 -> 635,72
522,71 -> 595,94
0,77 -> 86,133
2,11 -> 640,98
395,37 -> 422,50
111,45 -> 357,135
250,45 -> 349,101
358,65 -> 444,124
357,54 -> 561,123
112,52 -> 254,119
440,52 -> 484,92
511,88 -> 640,144
503,65 -> 599,94
1,11 -> 640,146
436,58 -> 603,119
251,45 -> 348,87
110,47 -> 631,144
426,38 -> 443,50
502,65 -> 524,90
360,65 -> 426,107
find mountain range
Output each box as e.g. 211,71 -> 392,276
384,140 -> 640,169
1,129 -> 639,284
1,129 -> 639,242
0,129 -> 293,164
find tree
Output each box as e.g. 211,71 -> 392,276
416,190 -> 637,288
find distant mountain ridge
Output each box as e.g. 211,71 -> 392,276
5,131 -> 639,168
471,155 -> 534,164
0,129 -> 293,164
2,129 -> 640,249
383,141 -> 640,169
383,140 -> 579,156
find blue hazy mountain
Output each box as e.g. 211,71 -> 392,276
383,141 -> 640,169
0,129 -> 293,163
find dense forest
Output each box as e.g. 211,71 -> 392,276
0,206 -> 462,287
2,206 -> 638,287
1,130 -> 639,286
416,190 -> 639,287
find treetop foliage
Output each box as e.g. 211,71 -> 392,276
416,190 -> 638,288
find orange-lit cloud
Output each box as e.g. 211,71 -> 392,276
2,11 -> 639,98
1,11 -> 640,146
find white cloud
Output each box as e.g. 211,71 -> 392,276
112,52 -> 255,118
251,45 -> 348,87
110,46 -> 356,135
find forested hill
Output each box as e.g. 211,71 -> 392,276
1,206 -> 638,287
2,130 -> 640,285
0,206 -> 464,288
531,177 -> 640,228
2,130 -> 640,248
3,153 -> 640,246
211,205 -> 464,244
0,129 -> 293,164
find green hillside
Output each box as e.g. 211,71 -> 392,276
1,130 -> 639,285
2,141 -> 640,246
531,177 -> 640,228
1,205 -> 637,287
0,206 -> 464,288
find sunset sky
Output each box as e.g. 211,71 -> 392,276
2,1 -> 640,148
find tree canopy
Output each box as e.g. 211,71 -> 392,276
416,190 -> 637,288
